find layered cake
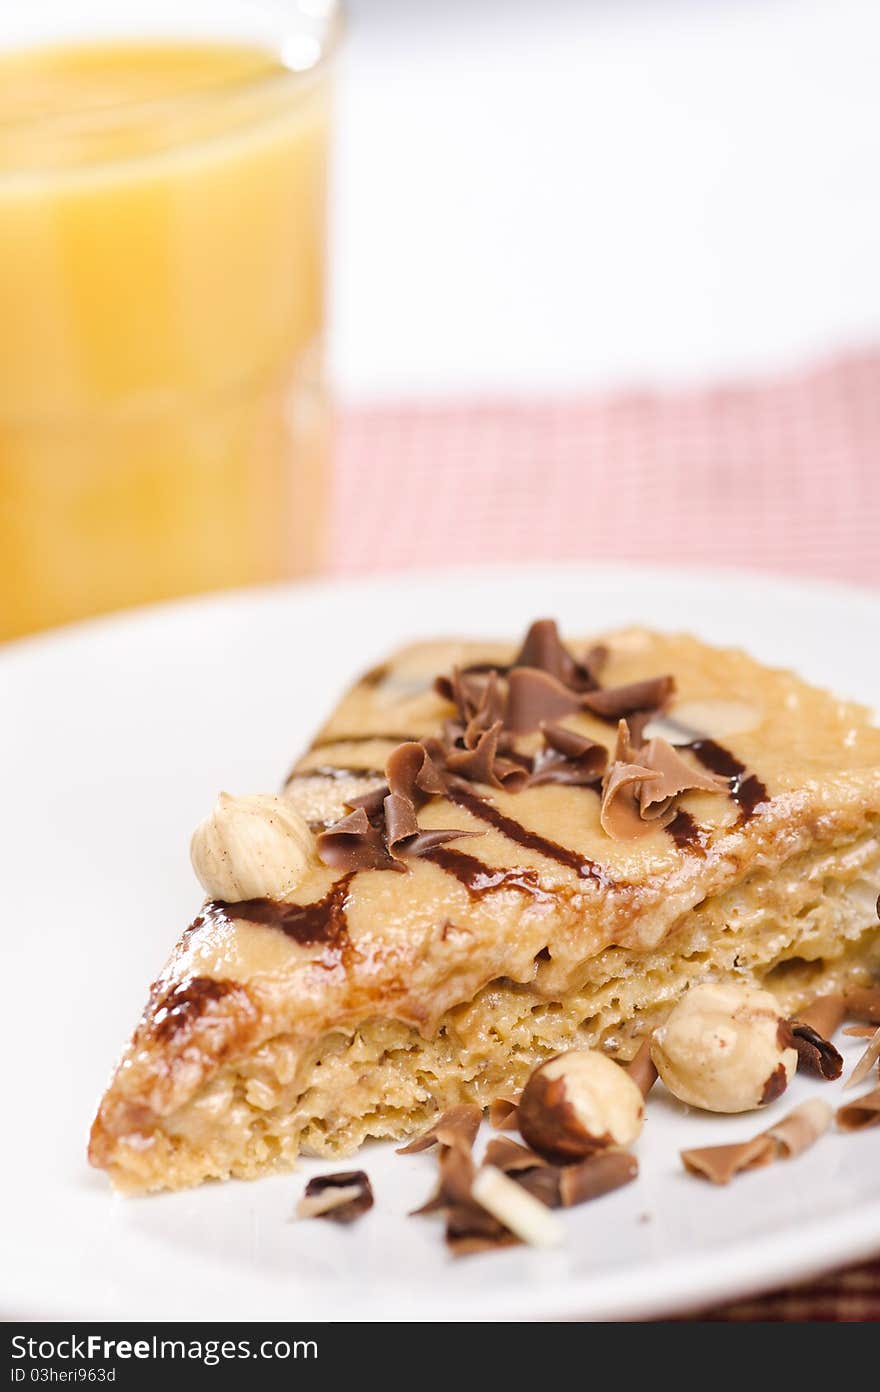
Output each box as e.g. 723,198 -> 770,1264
89,621 -> 880,1192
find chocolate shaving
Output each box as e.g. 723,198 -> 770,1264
582,675 -> 676,721
681,1098 -> 832,1185
482,1140 -> 638,1210
488,1096 -> 520,1131
411,1139 -> 478,1216
513,1167 -> 564,1208
637,737 -> 730,817
404,828 -> 483,857
445,721 -> 529,791
316,806 -> 402,873
386,740 -> 448,802
383,790 -> 420,848
788,1020 -> 843,1081
434,667 -> 493,727
600,758 -> 667,840
318,739 -> 478,873
836,1086 -> 880,1132
410,1141 -> 520,1252
506,668 -> 675,736
558,1150 -> 639,1207
484,1137 -> 549,1173
297,1170 -> 374,1223
462,668 -> 507,743
397,1104 -> 482,1155
510,619 -> 606,692
844,1026 -> 880,1090
844,986 -> 880,1025
797,993 -> 846,1040
626,1039 -> 659,1098
528,723 -> 607,787
445,1204 -> 520,1256
505,668 -> 583,734
346,783 -> 387,818
600,718 -> 729,841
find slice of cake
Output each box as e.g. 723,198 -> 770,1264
89,621 -> 880,1192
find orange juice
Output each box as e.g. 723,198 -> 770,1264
0,40 -> 331,640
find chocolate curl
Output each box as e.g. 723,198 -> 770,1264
404,828 -> 484,857
346,784 -> 388,818
512,1167 -> 564,1208
410,1137 -> 479,1215
445,1205 -> 520,1256
582,675 -> 675,720
462,669 -> 507,743
319,740 -> 476,872
410,1141 -> 519,1252
844,986 -> 880,1025
626,1039 -> 658,1098
445,721 -> 529,791
510,618 -> 604,692
637,738 -> 730,817
558,1150 -> 638,1207
316,807 -> 402,873
397,1104 -> 482,1155
386,740 -> 448,803
296,1171 -> 374,1224
844,1026 -> 880,1091
787,1021 -> 844,1081
488,1096 -> 520,1131
434,666 -> 483,721
528,723 -> 608,788
600,761 -> 669,841
505,668 -> 583,734
383,791 -> 419,850
836,1086 -> 880,1132
484,1137 -> 549,1173
613,718 -> 641,765
482,1139 -> 638,1211
797,993 -> 846,1039
681,1098 -> 832,1185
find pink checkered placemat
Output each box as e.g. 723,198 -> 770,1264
331,349 -> 880,1321
332,352 -> 880,586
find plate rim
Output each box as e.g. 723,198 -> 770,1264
3,557 -> 878,667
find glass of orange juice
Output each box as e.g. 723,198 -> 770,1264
0,1 -> 339,641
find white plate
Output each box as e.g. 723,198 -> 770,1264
3,563 -> 879,1323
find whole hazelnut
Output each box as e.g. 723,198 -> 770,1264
190,792 -> 315,902
650,982 -> 797,1113
518,1049 -> 645,1162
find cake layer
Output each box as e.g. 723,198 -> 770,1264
89,627 -> 880,1192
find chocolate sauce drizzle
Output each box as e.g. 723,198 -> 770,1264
689,738 -> 768,822
215,874 -> 353,948
422,845 -> 552,900
445,781 -> 607,885
667,809 -> 709,853
151,976 -> 236,1043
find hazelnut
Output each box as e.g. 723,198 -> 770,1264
651,982 -> 797,1113
518,1049 -> 645,1162
190,792 -> 315,902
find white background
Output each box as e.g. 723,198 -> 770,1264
334,0 -> 880,397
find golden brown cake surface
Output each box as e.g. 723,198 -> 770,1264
89,626 -> 880,1192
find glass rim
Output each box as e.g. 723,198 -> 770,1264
0,3 -> 343,142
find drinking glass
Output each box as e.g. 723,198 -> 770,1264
0,0 -> 340,640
